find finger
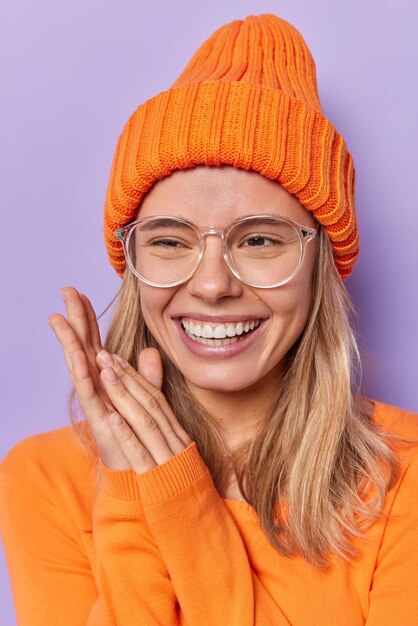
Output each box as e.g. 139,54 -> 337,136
100,364 -> 180,465
49,305 -> 131,472
61,287 -> 91,347
79,293 -> 104,354
76,292 -> 110,403
105,352 -> 192,449
70,349 -> 131,470
48,314 -> 113,413
48,313 -> 84,377
138,348 -> 163,390
61,288 -> 107,399
108,412 -> 157,475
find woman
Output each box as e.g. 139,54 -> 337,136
1,13 -> 418,626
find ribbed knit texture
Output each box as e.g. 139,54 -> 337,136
104,14 -> 359,280
99,459 -> 141,500
135,442 -> 209,506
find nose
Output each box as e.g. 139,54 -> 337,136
186,235 -> 243,302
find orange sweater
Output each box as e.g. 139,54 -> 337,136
1,399 -> 418,625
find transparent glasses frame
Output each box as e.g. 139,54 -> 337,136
114,214 -> 318,289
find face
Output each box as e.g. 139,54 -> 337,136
135,165 -> 318,395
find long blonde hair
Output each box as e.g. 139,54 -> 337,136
69,225 -> 417,570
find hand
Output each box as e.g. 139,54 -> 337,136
48,287 -> 192,474
96,349 -> 193,474
48,286 -> 129,470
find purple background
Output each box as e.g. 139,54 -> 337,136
1,1 -> 417,622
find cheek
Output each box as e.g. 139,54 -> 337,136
138,285 -> 174,334
295,273 -> 314,325
286,247 -> 316,321
270,263 -> 314,312
270,288 -> 311,327
263,270 -> 314,346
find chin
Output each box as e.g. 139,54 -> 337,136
180,365 -> 268,393
190,380 -> 253,393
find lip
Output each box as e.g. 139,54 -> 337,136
172,317 -> 268,359
172,313 -> 269,323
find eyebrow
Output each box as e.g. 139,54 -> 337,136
140,218 -> 190,231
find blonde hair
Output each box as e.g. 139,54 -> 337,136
69,225 -> 417,570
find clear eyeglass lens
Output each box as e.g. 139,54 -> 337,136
126,217 -> 302,287
227,218 -> 302,286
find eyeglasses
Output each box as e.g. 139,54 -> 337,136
114,214 -> 318,289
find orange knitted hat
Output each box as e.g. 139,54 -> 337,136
104,13 -> 359,279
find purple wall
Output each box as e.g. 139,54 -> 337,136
1,1 -> 417,622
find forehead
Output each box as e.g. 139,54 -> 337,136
137,165 -> 315,227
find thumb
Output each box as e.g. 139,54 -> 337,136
137,348 -> 163,390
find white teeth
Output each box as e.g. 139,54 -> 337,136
181,317 -> 261,343
189,336 -> 237,346
201,323 -> 213,338
214,325 -> 227,339
226,324 -> 236,337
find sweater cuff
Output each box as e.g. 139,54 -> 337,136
136,441 -> 210,507
98,460 -> 141,500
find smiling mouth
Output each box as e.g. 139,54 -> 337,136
180,317 -> 261,346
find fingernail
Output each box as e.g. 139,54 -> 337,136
109,412 -> 123,426
113,354 -> 129,368
60,288 -> 67,303
104,367 -> 118,383
98,350 -> 114,366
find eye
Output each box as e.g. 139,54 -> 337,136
151,238 -> 185,248
242,235 -> 283,248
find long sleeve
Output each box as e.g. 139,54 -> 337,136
92,460 -> 182,625
0,466 -> 98,625
94,442 -> 288,625
365,457 -> 418,625
132,442 -> 289,625
0,433 -> 286,625
0,434 -> 181,626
